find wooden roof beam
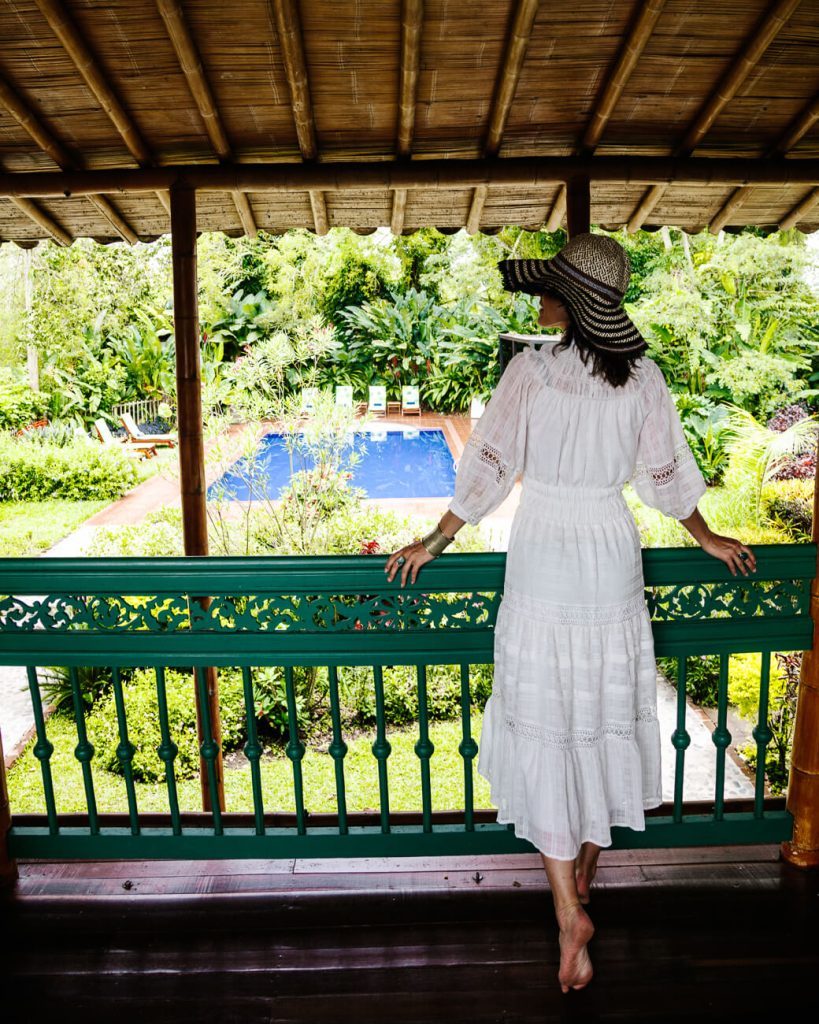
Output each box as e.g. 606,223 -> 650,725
269,0 -> 325,234
779,187 -> 819,230
34,0 -> 170,217
627,0 -> 801,233
0,74 -> 138,243
391,0 -> 423,235
155,0 -> 257,237
466,0 -> 539,235
710,89 -> 819,233
581,0 -> 667,154
546,0 -> 666,232
8,197 -> 71,246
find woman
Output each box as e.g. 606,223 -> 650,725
383,233 -> 757,994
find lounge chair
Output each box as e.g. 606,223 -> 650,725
300,387 -> 319,415
120,411 -> 177,448
95,418 -> 157,459
367,385 -> 386,417
335,385 -> 354,408
401,385 -> 420,416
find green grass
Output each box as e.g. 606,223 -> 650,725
7,709 -> 496,815
0,499 -> 109,556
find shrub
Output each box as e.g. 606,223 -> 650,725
760,479 -> 813,540
0,435 -> 138,501
84,668 -> 250,782
0,369 -> 48,430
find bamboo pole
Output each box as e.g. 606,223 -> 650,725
170,183 -> 225,815
782,425 -> 819,869
0,728 -> 18,889
567,175 -> 590,237
391,187 -> 407,235
545,183 -> 566,231
780,187 -> 819,231
397,0 -> 423,157
1,156 -> 816,200
8,196 -> 71,245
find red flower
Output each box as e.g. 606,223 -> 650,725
359,540 -> 380,555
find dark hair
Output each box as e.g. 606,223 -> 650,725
543,291 -> 641,389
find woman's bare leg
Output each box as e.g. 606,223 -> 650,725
574,842 -> 602,905
540,853 -> 595,993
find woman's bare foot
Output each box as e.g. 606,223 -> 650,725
555,901 -> 595,993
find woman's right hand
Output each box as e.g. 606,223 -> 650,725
700,531 -> 757,577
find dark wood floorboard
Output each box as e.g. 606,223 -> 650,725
2,845 -> 818,1023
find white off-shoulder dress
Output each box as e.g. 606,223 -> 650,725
447,340 -> 708,860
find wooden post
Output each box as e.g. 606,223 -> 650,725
566,175 -> 591,237
782,428 -> 819,868
170,182 -> 225,815
0,728 -> 19,888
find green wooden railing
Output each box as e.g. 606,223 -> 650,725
0,544 -> 814,860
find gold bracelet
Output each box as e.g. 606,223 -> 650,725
421,525 -> 454,557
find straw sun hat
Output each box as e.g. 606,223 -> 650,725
498,233 -> 647,355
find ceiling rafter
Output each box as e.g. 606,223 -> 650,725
466,0 -> 539,235
626,0 -> 801,233
710,90 -> 819,232
155,0 -> 257,237
779,187 -> 819,230
546,0 -> 667,232
391,0 -> 423,235
6,196 -> 72,246
269,0 -> 327,234
0,74 -> 137,243
33,0 -> 171,218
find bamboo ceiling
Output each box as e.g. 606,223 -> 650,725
1,0 -> 819,246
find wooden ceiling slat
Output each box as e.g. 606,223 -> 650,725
466,0 -> 539,235
155,0 -> 257,237
627,0 -> 802,232
0,72 -> 138,243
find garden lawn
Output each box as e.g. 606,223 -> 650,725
7,711 -> 494,815
0,499 -> 109,556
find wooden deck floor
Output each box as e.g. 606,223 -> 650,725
3,845 -> 818,1023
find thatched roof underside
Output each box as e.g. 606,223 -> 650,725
1,0 -> 819,245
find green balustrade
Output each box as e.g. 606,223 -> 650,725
0,544 -> 813,860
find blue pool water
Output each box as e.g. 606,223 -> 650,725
208,429 -> 457,500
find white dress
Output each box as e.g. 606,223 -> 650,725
447,340 -> 708,860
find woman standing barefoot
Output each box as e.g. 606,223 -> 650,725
385,234 -> 757,993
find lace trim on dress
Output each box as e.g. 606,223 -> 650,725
502,705 -> 659,748
501,587 -> 647,626
631,441 -> 697,489
464,430 -> 511,486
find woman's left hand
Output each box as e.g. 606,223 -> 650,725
384,539 -> 436,587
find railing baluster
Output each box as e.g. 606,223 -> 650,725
110,667 -> 139,835
327,665 -> 348,835
415,665 -> 434,833
458,663 -> 477,832
671,656 -> 691,824
752,653 -> 773,819
240,667 -> 266,836
26,668 -> 58,835
194,666 -> 223,836
69,667 -> 98,835
712,653 -> 732,822
283,665 -> 306,834
371,665 -> 391,833
154,667 -> 182,836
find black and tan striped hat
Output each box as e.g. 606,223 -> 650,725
498,233 -> 647,354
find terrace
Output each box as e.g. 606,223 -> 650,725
2,0 -> 819,1018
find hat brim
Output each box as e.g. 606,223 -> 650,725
498,257 -> 646,354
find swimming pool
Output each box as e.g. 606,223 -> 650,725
208,428 -> 457,500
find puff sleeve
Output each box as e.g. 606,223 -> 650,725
447,350 -> 532,525
629,362 -> 707,520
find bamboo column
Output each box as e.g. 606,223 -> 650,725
567,175 -> 591,238
0,728 -> 18,888
170,182 -> 225,814
782,427 -> 819,868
